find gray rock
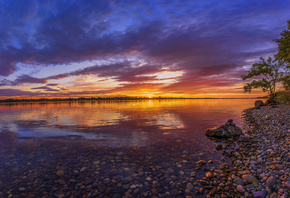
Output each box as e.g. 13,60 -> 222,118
269,193 -> 277,198
19,187 -> 26,191
266,176 -> 276,187
205,119 -> 242,138
285,181 -> 290,188
253,190 -> 266,198
170,189 -> 178,196
208,187 -> 216,196
273,164 -> 283,170
242,175 -> 258,184
197,160 -> 206,166
233,178 -> 244,185
80,167 -> 87,172
237,185 -> 245,193
186,183 -> 193,190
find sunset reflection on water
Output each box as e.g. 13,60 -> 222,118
0,99 -> 256,147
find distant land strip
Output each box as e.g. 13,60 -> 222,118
0,96 -> 265,103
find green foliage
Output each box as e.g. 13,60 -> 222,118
275,20 -> 290,66
282,75 -> 290,90
252,181 -> 259,188
241,57 -> 284,95
275,91 -> 290,104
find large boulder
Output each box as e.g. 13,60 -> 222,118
254,100 -> 264,108
205,119 -> 242,138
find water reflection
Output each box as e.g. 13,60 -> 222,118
0,99 -> 256,147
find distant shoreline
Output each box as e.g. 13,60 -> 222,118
0,97 -> 263,104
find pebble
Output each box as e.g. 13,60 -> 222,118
170,189 -> 178,196
233,178 -> 244,185
146,177 -> 151,181
151,188 -> 158,195
56,170 -> 64,176
19,187 -> 26,191
285,181 -> 290,188
208,187 -> 217,196
273,164 -> 283,170
205,172 -> 213,179
237,185 -> 245,193
242,175 -> 258,184
253,190 -> 266,198
266,176 -> 276,187
80,167 -> 87,172
197,160 -> 206,166
103,178 -> 110,184
186,183 -> 193,190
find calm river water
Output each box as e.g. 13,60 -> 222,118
0,99 -> 256,147
0,99 -> 257,197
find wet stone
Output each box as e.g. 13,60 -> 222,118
197,160 -> 206,166
19,187 -> 26,191
205,172 -> 213,179
237,185 -> 245,193
253,190 -> 266,198
266,176 -> 276,187
233,178 -> 244,185
273,164 -> 283,170
242,175 -> 258,184
209,187 -> 217,196
170,189 -> 179,196
56,170 -> 64,176
285,181 -> 290,188
186,183 -> 193,190
80,167 -> 87,172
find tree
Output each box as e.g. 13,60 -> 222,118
282,75 -> 290,90
275,19 -> 290,90
275,20 -> 290,67
241,57 -> 284,97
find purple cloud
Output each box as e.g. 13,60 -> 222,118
31,86 -> 59,92
0,0 -> 290,96
0,89 -> 41,97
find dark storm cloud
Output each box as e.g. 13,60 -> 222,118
0,60 -> 163,86
42,61 -> 162,83
31,86 -> 59,92
46,83 -> 59,86
0,89 -> 41,97
0,0 -> 290,96
15,75 -> 47,84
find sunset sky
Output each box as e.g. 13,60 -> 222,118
0,0 -> 290,99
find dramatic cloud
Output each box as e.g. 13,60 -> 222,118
0,0 -> 290,97
46,83 -> 59,86
0,89 -> 41,97
31,86 -> 60,92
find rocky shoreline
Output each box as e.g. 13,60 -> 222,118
201,103 -> 290,198
0,103 -> 289,198
0,133 -> 221,198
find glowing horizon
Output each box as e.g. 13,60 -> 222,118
0,1 -> 289,99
